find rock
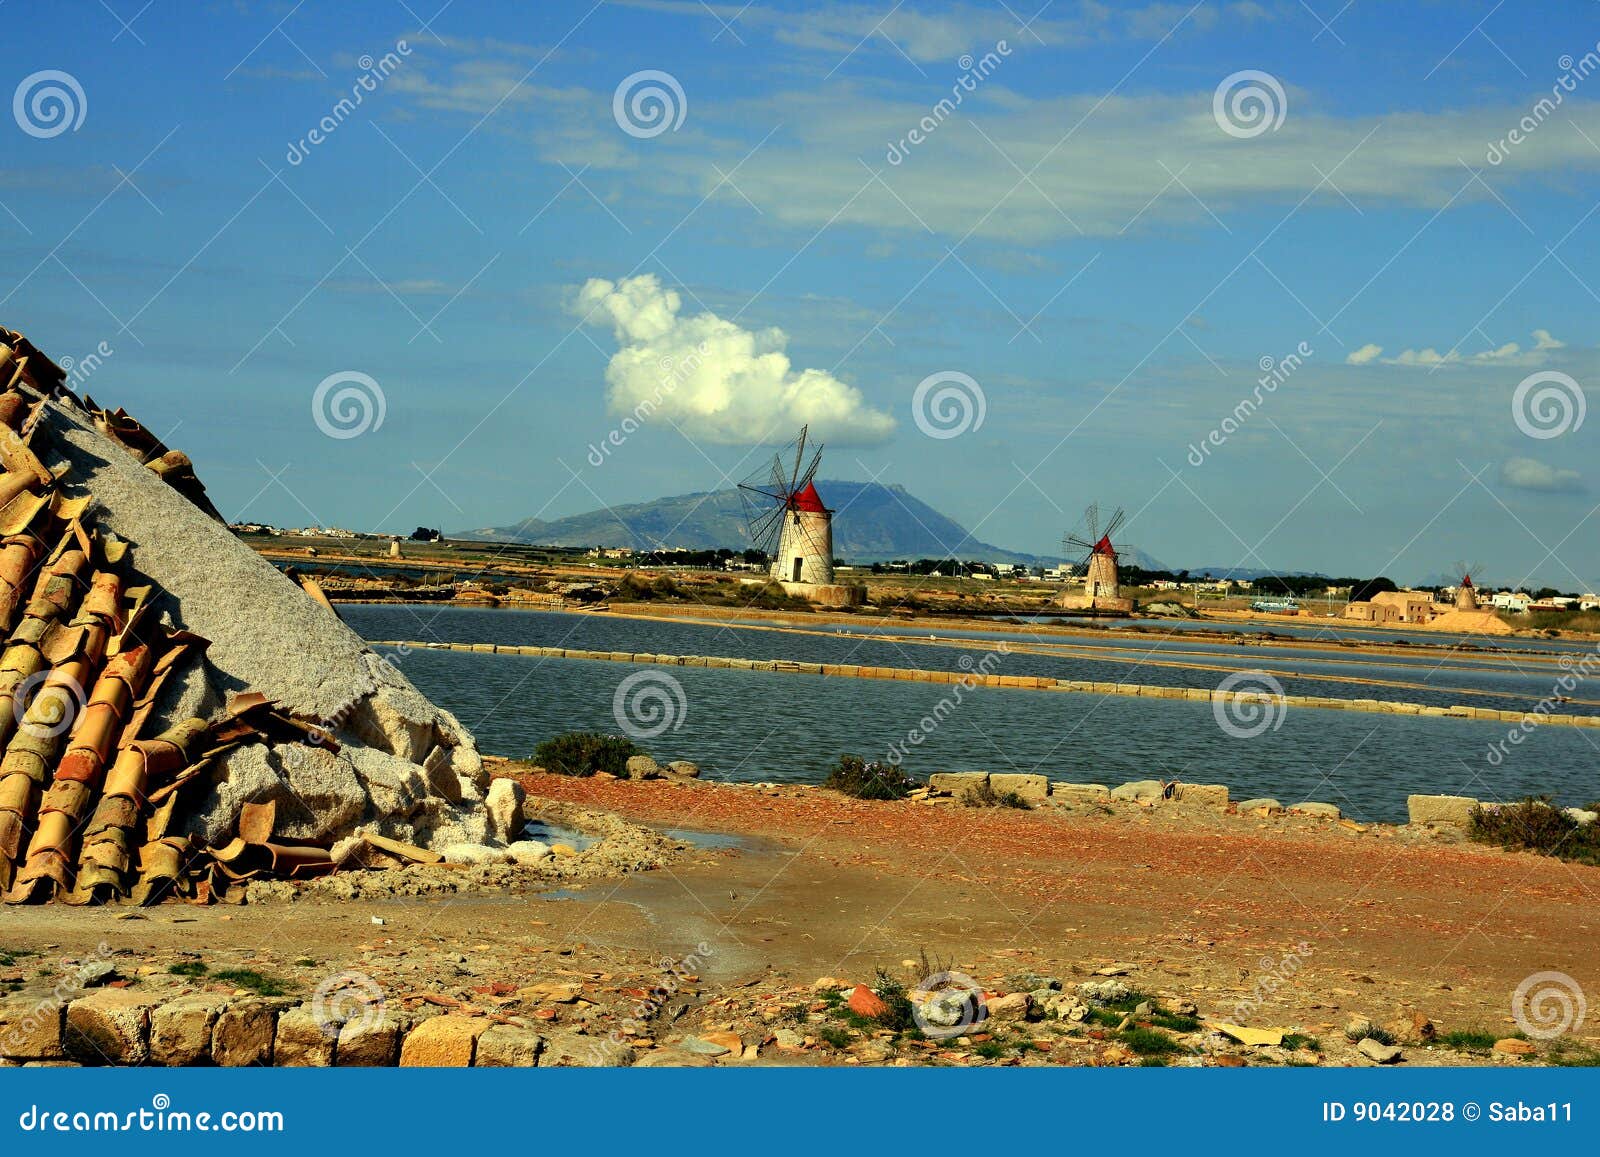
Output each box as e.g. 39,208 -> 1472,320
1493,1038 -> 1535,1056
635,1047 -> 713,1067
439,843 -> 509,865
1110,779 -> 1165,802
399,1015 -> 484,1067
811,976 -> 848,992
1236,798 -> 1283,813
550,843 -> 578,858
1049,782 -> 1110,804
213,1001 -> 277,1067
987,992 -> 1032,1021
475,1024 -> 544,1067
1357,1037 -> 1403,1064
274,1005 -> 335,1067
1045,996 -> 1089,1022
1289,802 -> 1341,819
1406,794 -> 1479,828
989,773 -> 1049,802
1344,1017 -> 1374,1042
65,990 -> 156,1065
335,1015 -> 402,1066
542,1030 -> 635,1067
928,771 -> 988,796
1008,973 -> 1061,992
506,839 -> 552,865
484,777 -> 526,841
701,1029 -> 743,1054
921,988 -> 983,1030
625,755 -> 662,780
678,1036 -> 731,1057
1171,782 -> 1229,807
78,961 -> 118,988
1563,807 -> 1597,826
150,995 -> 227,1066
0,994 -> 65,1060
773,1028 -> 805,1050
848,985 -> 888,1020
665,760 -> 701,779
1077,980 -> 1131,1006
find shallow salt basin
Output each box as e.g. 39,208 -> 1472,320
345,605 -> 1597,716
364,637 -> 1598,826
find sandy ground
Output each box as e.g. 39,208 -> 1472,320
7,773 -> 1595,1066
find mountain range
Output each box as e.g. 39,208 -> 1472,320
456,479 -> 1168,569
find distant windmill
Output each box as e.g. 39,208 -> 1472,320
1064,503 -> 1131,603
737,425 -> 835,586
1452,560 -> 1486,611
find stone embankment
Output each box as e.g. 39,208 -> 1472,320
918,772 -> 1597,833
374,639 -> 1600,728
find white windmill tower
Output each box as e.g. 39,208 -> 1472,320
738,426 -> 832,585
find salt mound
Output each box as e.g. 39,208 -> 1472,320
0,327 -> 490,906
1425,610 -> 1513,635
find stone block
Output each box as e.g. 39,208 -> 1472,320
335,1015 -> 403,1066
213,1000 -> 276,1067
399,1014 -> 483,1066
989,773 -> 1049,802
475,1024 -> 545,1067
65,989 -> 155,1066
1049,782 -> 1110,804
1109,779 -> 1164,802
0,993 -> 65,1061
1171,782 -> 1229,807
274,1004 -> 335,1067
1406,794 -> 1480,827
928,772 -> 988,796
150,995 -> 227,1066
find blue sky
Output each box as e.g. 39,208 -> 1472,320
6,1 -> 1600,588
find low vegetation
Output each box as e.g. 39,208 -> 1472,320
822,754 -> 921,801
210,968 -> 290,997
1468,797 -> 1600,867
961,780 -> 1033,809
533,731 -> 640,777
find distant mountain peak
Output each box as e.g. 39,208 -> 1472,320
456,479 -> 1044,563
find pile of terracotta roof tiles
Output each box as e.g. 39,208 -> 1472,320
0,328 -> 345,905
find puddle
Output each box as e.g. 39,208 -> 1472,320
660,827 -> 757,852
521,820 -> 601,851
536,888 -> 590,902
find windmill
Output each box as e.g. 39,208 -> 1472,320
1063,503 -> 1131,603
1451,560 -> 1485,611
737,425 -> 834,586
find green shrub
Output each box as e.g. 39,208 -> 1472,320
1468,797 -> 1600,866
1119,1027 -> 1183,1055
822,755 -> 920,801
533,731 -> 640,777
961,780 -> 1032,809
210,968 -> 289,996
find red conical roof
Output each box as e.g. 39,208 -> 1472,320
790,481 -> 827,513
1093,534 -> 1115,556
1461,573 -> 1473,588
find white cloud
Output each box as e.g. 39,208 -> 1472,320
1346,330 -> 1565,368
1500,456 -> 1584,493
573,274 -> 896,446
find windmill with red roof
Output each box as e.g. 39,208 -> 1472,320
737,425 -> 836,588
1452,560 -> 1485,611
1059,503 -> 1136,613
